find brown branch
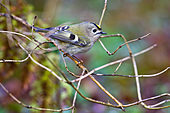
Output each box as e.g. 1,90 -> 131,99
58,50 -> 125,111
0,12 -> 32,28
72,44 -> 157,82
0,2 -> 13,42
0,82 -> 73,112
93,67 -> 170,78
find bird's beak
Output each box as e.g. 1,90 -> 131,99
100,31 -> 107,34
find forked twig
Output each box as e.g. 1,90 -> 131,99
99,33 -> 151,55
58,47 -> 124,110
60,51 -> 80,78
72,44 -> 157,82
98,0 -> 132,57
98,1 -> 169,109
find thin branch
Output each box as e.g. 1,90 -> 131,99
60,51 -> 80,78
129,36 -> 167,109
99,0 -> 107,26
99,33 -> 151,55
0,12 -> 32,28
98,0 -> 110,58
149,99 -> 170,108
43,45 -> 170,110
28,54 -> 65,82
114,60 -> 123,73
72,44 -> 157,82
0,30 -> 39,46
63,71 -> 170,109
57,68 -> 123,109
0,1 -> 14,43
0,82 -> 73,112
16,43 -> 65,82
0,30 -> 55,55
93,67 -> 170,77
131,54 -> 143,104
40,54 -> 124,110
58,49 -> 124,110
0,56 -> 29,63
123,93 -> 170,107
71,69 -> 86,113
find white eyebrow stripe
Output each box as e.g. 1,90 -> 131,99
72,34 -> 79,42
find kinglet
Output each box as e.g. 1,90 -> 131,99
34,22 -> 106,55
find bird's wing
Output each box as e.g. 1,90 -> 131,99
34,25 -> 69,33
34,27 -> 56,32
47,31 -> 89,47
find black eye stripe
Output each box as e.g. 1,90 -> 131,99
70,34 -> 75,40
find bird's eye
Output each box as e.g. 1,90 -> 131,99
70,33 -> 79,42
70,34 -> 75,40
92,29 -> 97,33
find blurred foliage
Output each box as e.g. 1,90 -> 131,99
0,0 -> 170,113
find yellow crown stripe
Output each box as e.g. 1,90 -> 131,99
91,22 -> 102,30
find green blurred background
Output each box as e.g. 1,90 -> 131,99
0,0 -> 169,113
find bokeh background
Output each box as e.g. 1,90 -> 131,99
0,0 -> 169,113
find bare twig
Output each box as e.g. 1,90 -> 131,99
15,39 -> 65,82
58,49 -> 124,110
72,44 -> 157,82
93,67 -> 170,77
0,56 -> 29,63
123,93 -> 170,108
148,99 -> 170,108
99,0 -> 107,26
114,60 -> 123,73
28,54 -> 65,82
0,30 -> 55,55
60,51 -> 80,78
59,70 -> 170,109
71,69 -> 86,113
0,30 -> 38,45
0,12 -> 32,28
131,54 -> 170,109
0,1 -> 14,43
41,54 -> 125,110
99,33 -> 151,55
98,0 -> 132,57
0,82 -> 73,112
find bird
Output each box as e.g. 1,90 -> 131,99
34,22 -> 106,55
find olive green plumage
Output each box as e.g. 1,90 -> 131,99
34,22 -> 106,55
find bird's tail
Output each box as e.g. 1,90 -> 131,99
33,26 -> 55,33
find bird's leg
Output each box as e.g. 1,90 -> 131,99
71,55 -> 84,65
62,53 -> 84,69
62,53 -> 83,65
63,52 -> 69,57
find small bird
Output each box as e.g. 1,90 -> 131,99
34,22 -> 106,55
